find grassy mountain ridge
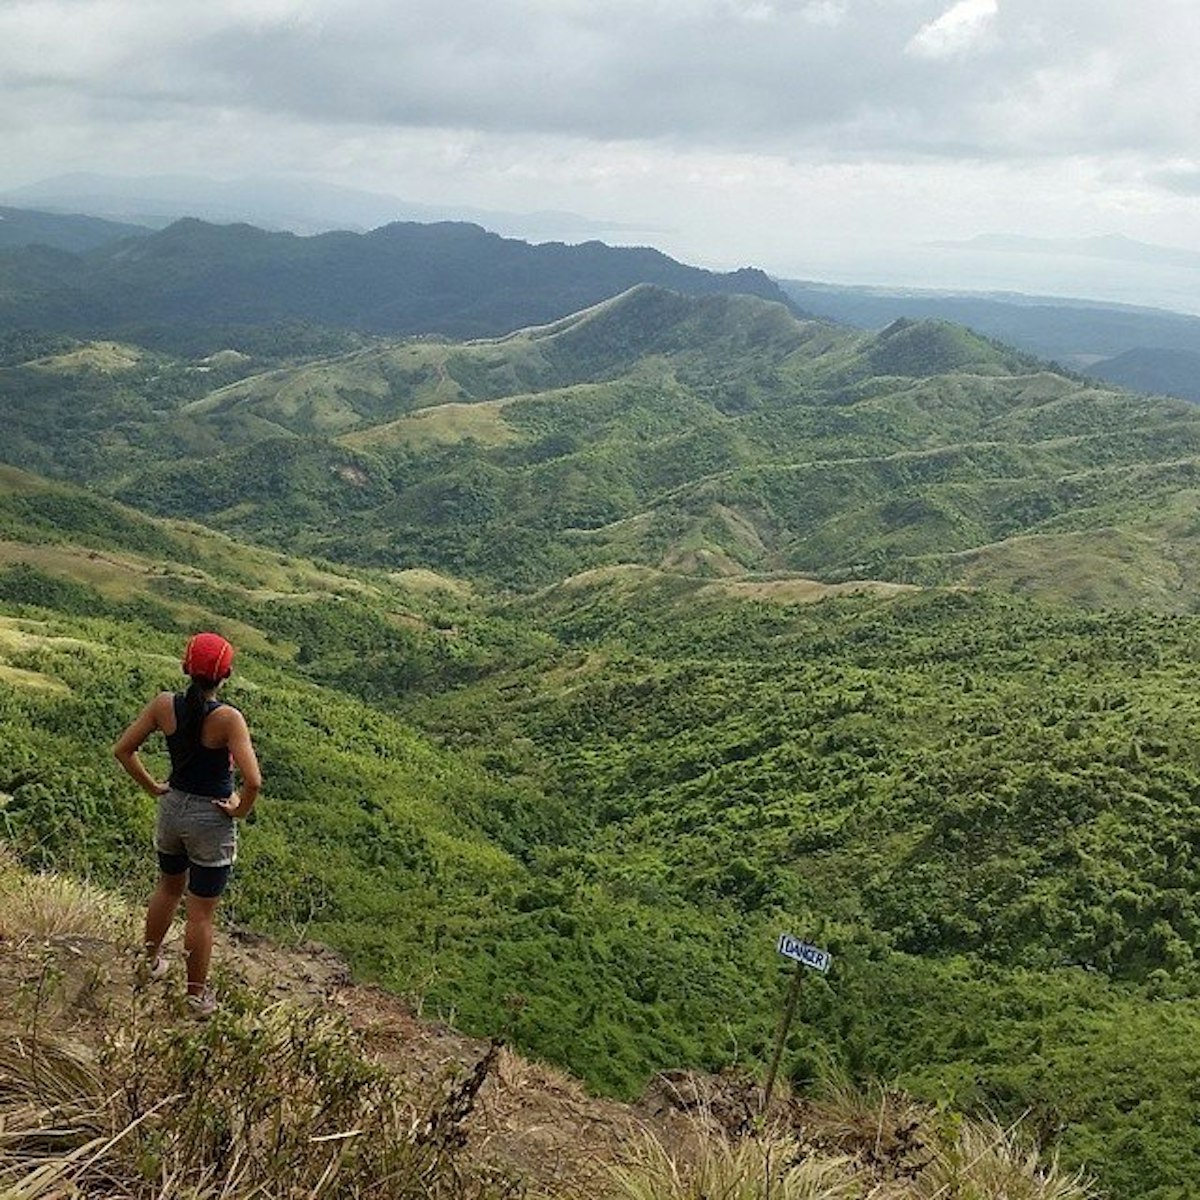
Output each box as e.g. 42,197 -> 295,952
780,277 -> 1200,406
106,294 -> 1200,603
7,285 -> 1200,602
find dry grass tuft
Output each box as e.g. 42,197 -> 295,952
493,1045 -> 590,1102
0,849 -> 132,945
608,1121 -> 860,1200
912,1118 -> 1096,1200
0,993 -> 511,1198
801,1078 -> 933,1182
603,1083 -> 1098,1200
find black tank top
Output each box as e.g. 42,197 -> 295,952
166,695 -> 235,798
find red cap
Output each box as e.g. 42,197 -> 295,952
182,632 -> 235,681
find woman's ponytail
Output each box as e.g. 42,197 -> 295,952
179,675 -> 218,751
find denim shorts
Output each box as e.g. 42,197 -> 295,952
154,787 -> 237,868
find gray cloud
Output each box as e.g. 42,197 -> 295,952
2,0 -> 1196,164
1148,163 -> 1200,197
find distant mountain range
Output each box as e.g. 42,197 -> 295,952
0,215 -> 792,352
0,204 -> 149,253
0,172 -> 650,242
5,191 -> 1200,405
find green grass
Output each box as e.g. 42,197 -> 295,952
344,399 -> 518,450
29,339 -> 145,373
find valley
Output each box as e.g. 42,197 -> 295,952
5,269 -> 1200,1197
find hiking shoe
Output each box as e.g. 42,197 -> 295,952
186,989 -> 218,1020
135,951 -> 170,985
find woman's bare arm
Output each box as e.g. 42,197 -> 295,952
213,708 -> 261,818
113,694 -> 172,797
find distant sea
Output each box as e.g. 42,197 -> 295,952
772,247 -> 1200,316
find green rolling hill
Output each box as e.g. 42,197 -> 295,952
4,462 -> 1200,1196
5,285 -> 1198,605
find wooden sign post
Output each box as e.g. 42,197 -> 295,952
762,933 -> 832,1113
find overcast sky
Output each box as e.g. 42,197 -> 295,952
2,0 -> 1198,304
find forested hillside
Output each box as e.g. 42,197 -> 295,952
0,204 -> 151,252
0,217 -> 790,352
779,278 -> 1200,359
4,462 -> 1200,1197
1087,346 -> 1200,403
8,281 -> 1200,1197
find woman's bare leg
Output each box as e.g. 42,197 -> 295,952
144,872 -> 187,955
183,893 -> 221,995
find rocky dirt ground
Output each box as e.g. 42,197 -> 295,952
1,885 -> 1072,1199
0,915 -> 757,1195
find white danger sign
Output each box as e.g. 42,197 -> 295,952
776,933 -> 832,974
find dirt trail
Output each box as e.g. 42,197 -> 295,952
220,927 -> 722,1191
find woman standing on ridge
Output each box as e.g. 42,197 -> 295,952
114,632 -> 261,1018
